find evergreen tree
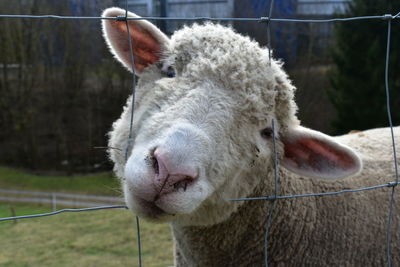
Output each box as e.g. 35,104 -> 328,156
329,0 -> 400,133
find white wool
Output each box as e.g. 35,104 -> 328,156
102,8 -> 399,266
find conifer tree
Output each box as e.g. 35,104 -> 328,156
329,0 -> 400,133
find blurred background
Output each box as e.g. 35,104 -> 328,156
0,1 -> 399,266
0,0 -> 399,174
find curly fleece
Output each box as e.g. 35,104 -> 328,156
104,11 -> 399,266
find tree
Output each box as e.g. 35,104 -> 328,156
329,0 -> 400,133
0,0 -> 130,173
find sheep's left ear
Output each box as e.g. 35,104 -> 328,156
101,7 -> 170,74
280,126 -> 362,179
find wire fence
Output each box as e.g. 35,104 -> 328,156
0,1 -> 399,266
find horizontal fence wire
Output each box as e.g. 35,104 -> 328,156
0,7 -> 399,267
0,14 -> 400,22
0,205 -> 127,222
231,182 -> 398,201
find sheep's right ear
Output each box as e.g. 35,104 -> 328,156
280,126 -> 362,180
102,7 -> 170,74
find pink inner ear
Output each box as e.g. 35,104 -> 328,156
283,138 -> 356,172
112,21 -> 161,72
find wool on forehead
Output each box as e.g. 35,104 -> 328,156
166,23 -> 300,130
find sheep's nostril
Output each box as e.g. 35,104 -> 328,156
152,155 -> 159,175
152,147 -> 198,195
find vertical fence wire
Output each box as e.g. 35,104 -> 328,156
266,0 -> 275,65
264,1 -> 277,265
123,1 -> 143,266
383,16 -> 399,267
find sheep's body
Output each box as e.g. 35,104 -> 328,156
101,8 -> 399,266
173,127 -> 400,266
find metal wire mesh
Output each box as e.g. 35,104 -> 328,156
0,3 -> 399,267
123,1 -> 142,265
0,13 -> 398,22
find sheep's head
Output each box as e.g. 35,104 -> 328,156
102,8 -> 362,226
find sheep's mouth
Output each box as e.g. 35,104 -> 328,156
135,197 -> 174,219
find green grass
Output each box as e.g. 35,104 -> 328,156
0,167 -> 174,266
0,203 -> 174,267
0,167 -> 121,196
0,204 -> 49,218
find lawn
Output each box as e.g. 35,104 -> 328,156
0,167 -> 121,196
0,167 -> 174,266
0,203 -> 174,267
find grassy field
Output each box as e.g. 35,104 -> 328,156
0,204 -> 174,267
0,167 -> 174,266
0,167 -> 121,196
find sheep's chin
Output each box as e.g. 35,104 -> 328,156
125,192 -> 173,222
123,181 -> 211,222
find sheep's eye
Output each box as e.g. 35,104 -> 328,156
165,66 -> 176,78
260,127 -> 273,138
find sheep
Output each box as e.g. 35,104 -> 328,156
101,7 -> 400,266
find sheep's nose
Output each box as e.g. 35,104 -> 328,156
153,148 -> 197,195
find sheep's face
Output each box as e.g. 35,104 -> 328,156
121,75 -> 264,226
102,8 -> 362,226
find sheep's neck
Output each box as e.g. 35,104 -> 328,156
171,179 -> 309,267
172,164 -> 400,266
172,204 -> 270,266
